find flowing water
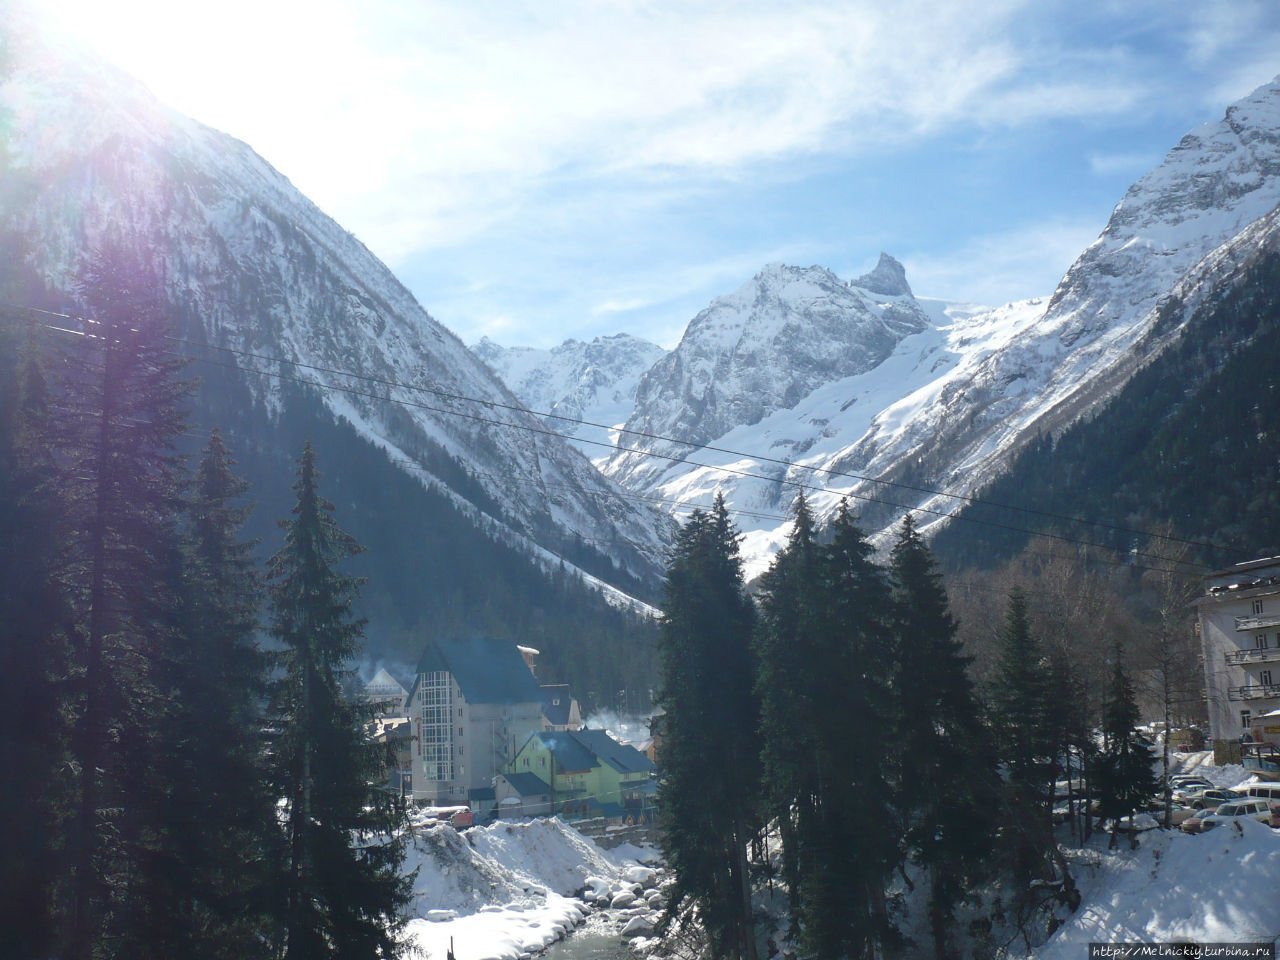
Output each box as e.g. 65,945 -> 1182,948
541,915 -> 632,960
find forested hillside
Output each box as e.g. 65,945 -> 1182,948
933,248 -> 1280,572
0,297 -> 660,707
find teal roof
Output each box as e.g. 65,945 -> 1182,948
524,728 -> 656,777
409,637 -> 541,706
532,731 -> 598,773
501,772 -> 552,797
540,684 -> 574,726
571,729 -> 655,776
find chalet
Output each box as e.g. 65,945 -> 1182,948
506,728 -> 656,821
402,637 -> 544,808
1196,556 -> 1280,748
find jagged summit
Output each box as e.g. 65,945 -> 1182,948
601,261 -> 932,488
852,253 -> 912,298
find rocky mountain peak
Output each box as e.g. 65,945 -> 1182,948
602,258 -> 932,486
852,253 -> 912,298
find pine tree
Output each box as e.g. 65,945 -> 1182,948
811,502 -> 899,959
757,498 -> 899,960
266,443 -> 410,959
754,494 -> 818,935
0,316 -> 69,958
889,514 -> 999,960
144,428 -> 278,958
658,494 -> 760,960
988,588 -> 1058,888
1093,640 -> 1158,848
55,245 -> 193,960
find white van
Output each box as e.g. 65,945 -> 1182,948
1230,782 -> 1280,827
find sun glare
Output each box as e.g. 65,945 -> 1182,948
32,0 -> 332,137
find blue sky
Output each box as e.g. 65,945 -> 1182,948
37,0 -> 1280,348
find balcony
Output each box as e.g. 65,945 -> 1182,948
1235,613 -> 1280,631
1225,647 -> 1280,666
1227,683 -> 1280,702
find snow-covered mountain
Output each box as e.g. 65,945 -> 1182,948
0,23 -> 669,591
604,258 -> 931,491
471,334 -> 665,459
593,77 -> 1280,576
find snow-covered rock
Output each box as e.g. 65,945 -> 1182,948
473,333 -> 666,459
609,890 -> 638,909
400,818 -> 650,960
620,914 -> 657,938
623,865 -> 657,886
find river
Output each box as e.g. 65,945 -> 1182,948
541,914 -> 632,960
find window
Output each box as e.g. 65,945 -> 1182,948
1258,633 -> 1270,650
1242,710 -> 1253,729
419,671 -> 455,782
1255,599 -> 1266,616
1261,670 -> 1273,686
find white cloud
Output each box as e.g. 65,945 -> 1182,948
35,0 -> 1171,265
1183,1 -> 1280,106
31,0 -> 1280,351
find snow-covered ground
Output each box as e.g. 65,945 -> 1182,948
401,753 -> 1280,960
1019,755 -> 1280,957
400,815 -> 664,960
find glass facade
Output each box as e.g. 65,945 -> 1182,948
419,671 -> 454,784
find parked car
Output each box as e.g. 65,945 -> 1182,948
1182,799 -> 1271,833
1172,779 -> 1215,801
1183,788 -> 1236,806
1170,796 -> 1227,826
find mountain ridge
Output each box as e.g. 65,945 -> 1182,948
0,22 -> 670,593
480,77 -> 1280,576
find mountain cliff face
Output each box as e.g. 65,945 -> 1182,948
0,25 -> 668,597
581,77 -> 1280,575
471,333 -> 665,459
603,258 -> 931,492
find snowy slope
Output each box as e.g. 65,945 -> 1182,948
1024,818 -> 1280,956
0,23 -> 668,585
594,77 -> 1280,575
472,333 -> 665,460
605,257 -> 932,493
400,817 -> 660,960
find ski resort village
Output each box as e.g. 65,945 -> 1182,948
6,3 -> 1280,960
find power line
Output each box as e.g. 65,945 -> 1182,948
155,320 -> 1219,555
8,301 -> 1211,554
7,304 -> 1217,573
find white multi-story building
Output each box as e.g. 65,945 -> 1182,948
1196,556 -> 1280,744
402,637 -> 545,808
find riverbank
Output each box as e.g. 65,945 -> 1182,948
400,814 -> 665,960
